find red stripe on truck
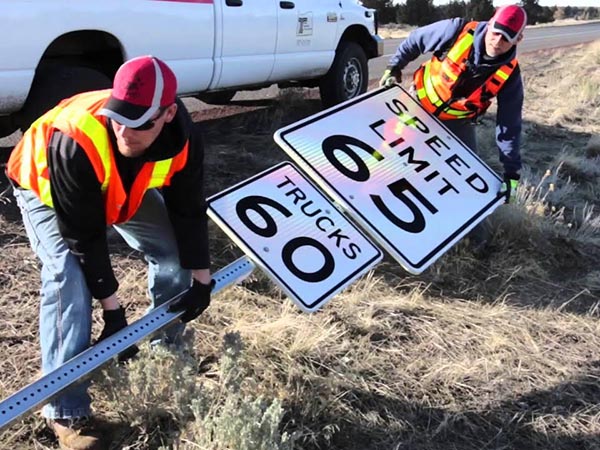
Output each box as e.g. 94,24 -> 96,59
156,0 -> 213,3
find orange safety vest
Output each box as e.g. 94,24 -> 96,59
7,89 -> 189,224
413,21 -> 518,120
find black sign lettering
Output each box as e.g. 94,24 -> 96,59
322,134 -> 383,182
386,98 -> 409,116
446,154 -> 471,175
398,146 -> 430,173
424,170 -> 439,181
316,216 -> 335,232
369,118 -> 404,148
343,243 -> 361,260
369,118 -> 386,141
425,135 -> 450,156
466,173 -> 489,193
236,195 -> 291,238
386,99 -> 429,133
370,178 -> 438,233
282,237 -> 335,282
277,175 -> 296,189
327,228 -> 351,249
299,201 -> 322,218
285,187 -> 307,205
438,178 -> 459,196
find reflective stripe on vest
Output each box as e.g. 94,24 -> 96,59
414,21 -> 517,120
7,89 -> 189,224
9,107 -> 65,207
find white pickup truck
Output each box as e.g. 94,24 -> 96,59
0,0 -> 383,137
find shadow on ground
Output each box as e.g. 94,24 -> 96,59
315,366 -> 600,450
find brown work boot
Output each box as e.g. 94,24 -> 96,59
47,417 -> 106,450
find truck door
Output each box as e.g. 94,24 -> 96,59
215,0 -> 277,89
270,0 -> 339,82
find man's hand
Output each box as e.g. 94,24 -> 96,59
501,173 -> 520,204
98,307 -> 128,341
379,67 -> 401,87
97,307 -> 139,362
168,279 -> 216,323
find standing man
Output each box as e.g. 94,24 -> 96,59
7,56 -> 213,450
380,5 -> 527,204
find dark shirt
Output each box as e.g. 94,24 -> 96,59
47,99 -> 210,299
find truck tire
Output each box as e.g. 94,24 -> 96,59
0,115 -> 18,138
16,64 -> 112,132
197,90 -> 237,105
319,41 -> 368,108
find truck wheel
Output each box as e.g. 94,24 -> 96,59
197,90 -> 237,105
0,116 -> 18,138
319,41 -> 368,108
16,64 -> 112,132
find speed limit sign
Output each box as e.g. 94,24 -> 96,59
274,85 -> 505,274
207,162 -> 382,312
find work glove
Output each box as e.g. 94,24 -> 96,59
168,279 -> 216,323
379,66 -> 401,87
97,307 -> 139,363
501,173 -> 520,204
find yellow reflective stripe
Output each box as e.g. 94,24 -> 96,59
56,108 -> 112,192
422,64 -> 444,106
447,30 -> 473,62
147,159 -> 173,189
423,67 -> 468,118
18,126 -> 44,191
446,110 -> 472,118
442,69 -> 458,82
33,107 -> 66,206
495,67 -> 510,81
37,173 -> 53,207
421,62 -> 472,119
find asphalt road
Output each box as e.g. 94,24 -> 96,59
1,22 -> 599,149
370,21 -> 600,79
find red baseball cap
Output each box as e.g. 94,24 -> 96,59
489,5 -> 527,45
100,55 -> 177,128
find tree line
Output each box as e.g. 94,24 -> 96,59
362,0 -> 599,27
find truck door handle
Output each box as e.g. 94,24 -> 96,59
280,1 -> 295,9
226,0 -> 243,6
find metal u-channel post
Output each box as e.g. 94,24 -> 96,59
0,256 -> 255,431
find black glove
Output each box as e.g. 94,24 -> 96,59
379,65 -> 402,87
96,307 -> 139,363
168,279 -> 215,323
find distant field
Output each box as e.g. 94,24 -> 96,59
378,18 -> 600,39
0,40 -> 599,450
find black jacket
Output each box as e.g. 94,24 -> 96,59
47,99 -> 210,299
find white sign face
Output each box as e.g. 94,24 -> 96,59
274,85 -> 505,274
207,162 -> 382,313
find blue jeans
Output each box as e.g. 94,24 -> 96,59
13,188 -> 191,419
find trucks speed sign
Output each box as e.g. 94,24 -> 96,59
207,162 -> 382,313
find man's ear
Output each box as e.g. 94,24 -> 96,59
164,103 -> 178,123
516,33 -> 524,44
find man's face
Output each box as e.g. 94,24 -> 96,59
484,27 -> 520,58
111,103 -> 178,158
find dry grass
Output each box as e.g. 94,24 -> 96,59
1,42 -> 600,449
